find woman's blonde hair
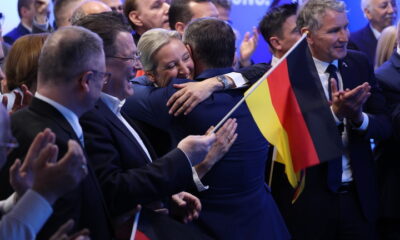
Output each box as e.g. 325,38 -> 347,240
375,25 -> 397,69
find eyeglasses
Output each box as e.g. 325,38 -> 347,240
106,52 -> 141,63
0,136 -> 19,154
91,70 -> 112,84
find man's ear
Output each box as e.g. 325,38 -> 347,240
269,36 -> 282,51
175,22 -> 186,35
128,11 -> 143,27
301,27 -> 313,44
363,8 -> 373,21
145,71 -> 156,83
79,71 -> 93,92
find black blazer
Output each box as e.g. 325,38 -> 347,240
238,50 -> 392,236
80,99 -> 196,217
374,52 -> 400,219
348,24 -> 378,65
0,97 -> 114,240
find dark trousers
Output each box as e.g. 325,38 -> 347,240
287,189 -> 377,240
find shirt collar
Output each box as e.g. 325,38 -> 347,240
397,45 -> 400,55
20,22 -> 32,33
271,55 -> 280,67
34,92 -> 82,138
100,92 -> 126,114
312,57 -> 339,74
369,24 -> 381,40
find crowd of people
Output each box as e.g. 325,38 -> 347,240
0,0 -> 399,239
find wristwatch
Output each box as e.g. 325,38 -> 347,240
216,75 -> 230,90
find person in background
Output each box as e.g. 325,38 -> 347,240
375,25 -> 397,68
123,0 -> 170,44
348,0 -> 397,64
374,20 -> 400,240
100,0 -> 123,13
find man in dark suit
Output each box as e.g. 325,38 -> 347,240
123,18 -> 290,240
269,0 -> 390,239
374,21 -> 400,239
75,12 -> 230,240
0,26 -> 115,240
348,0 -> 397,64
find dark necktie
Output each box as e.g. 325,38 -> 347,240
326,64 -> 338,101
325,64 -> 343,192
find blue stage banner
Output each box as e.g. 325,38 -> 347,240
230,0 -> 372,63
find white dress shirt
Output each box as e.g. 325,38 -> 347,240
100,93 -> 209,191
312,57 -> 369,182
370,24 -> 381,40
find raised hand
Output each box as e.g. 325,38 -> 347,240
195,118 -> 238,178
32,140 -> 88,205
9,128 -> 55,199
239,27 -> 259,67
177,134 -> 216,166
330,79 -> 371,126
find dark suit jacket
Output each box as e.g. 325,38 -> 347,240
123,68 -> 290,240
348,24 -> 378,65
240,50 -> 391,238
374,52 -> 400,219
0,98 -> 114,240
3,23 -> 30,45
80,99 -> 196,217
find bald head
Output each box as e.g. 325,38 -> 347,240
38,26 -> 104,86
71,0 -> 112,24
54,0 -> 86,27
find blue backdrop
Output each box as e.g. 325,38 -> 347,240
230,0 -> 371,64
0,0 -> 395,63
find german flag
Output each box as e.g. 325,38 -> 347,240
244,35 -> 342,199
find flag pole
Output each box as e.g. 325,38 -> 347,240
268,148 -> 277,187
130,208 -> 141,240
212,33 -> 308,133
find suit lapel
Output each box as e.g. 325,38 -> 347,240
30,98 -> 114,233
97,100 -> 154,162
30,98 -> 81,144
122,114 -> 159,160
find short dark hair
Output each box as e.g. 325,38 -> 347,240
210,0 -> 231,10
123,0 -> 137,29
18,0 -> 34,18
74,11 -> 132,57
169,0 -> 211,30
38,26 -> 104,84
258,3 -> 298,47
183,18 -> 235,68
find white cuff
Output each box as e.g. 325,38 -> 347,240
225,72 -> 248,88
7,189 -> 53,236
191,167 -> 209,192
351,112 -> 369,131
0,193 -> 18,215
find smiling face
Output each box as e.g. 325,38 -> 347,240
365,0 -> 397,32
147,38 -> 194,87
104,31 -> 136,100
307,9 -> 349,62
